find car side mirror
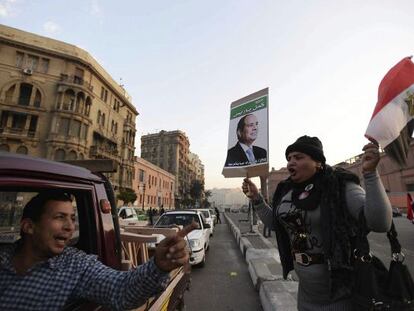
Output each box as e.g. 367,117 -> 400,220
204,223 -> 211,229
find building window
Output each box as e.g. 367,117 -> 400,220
67,150 -> 77,160
139,169 -> 145,182
11,114 -> 27,130
85,97 -> 91,116
71,120 -> 81,137
28,116 -> 38,136
33,90 -> 41,108
74,68 -> 84,84
97,110 -> 101,124
40,58 -> 49,73
62,90 -> 75,111
54,149 -> 65,161
26,55 -> 39,71
16,52 -> 24,68
100,87 -> 108,102
18,83 -> 33,106
80,124 -> 88,140
16,146 -> 28,155
76,93 -> 85,114
58,118 -> 70,135
5,85 -> 15,104
0,111 -> 9,129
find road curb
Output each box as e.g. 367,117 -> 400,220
247,257 -> 283,290
259,280 -> 298,311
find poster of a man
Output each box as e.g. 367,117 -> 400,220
225,113 -> 267,166
222,88 -> 269,178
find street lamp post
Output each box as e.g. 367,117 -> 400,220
141,183 -> 146,211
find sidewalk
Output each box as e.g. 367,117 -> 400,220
225,212 -> 298,311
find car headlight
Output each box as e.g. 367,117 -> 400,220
189,239 -> 202,249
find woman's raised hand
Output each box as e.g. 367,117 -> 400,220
362,142 -> 381,173
242,178 -> 260,200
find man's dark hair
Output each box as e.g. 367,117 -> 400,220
236,114 -> 252,141
21,191 -> 72,222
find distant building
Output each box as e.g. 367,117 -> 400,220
0,24 -> 137,191
141,130 -> 204,206
268,167 -> 289,201
132,157 -> 175,210
209,188 -> 248,208
189,152 -> 204,183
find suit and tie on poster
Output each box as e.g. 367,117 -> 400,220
222,88 -> 269,178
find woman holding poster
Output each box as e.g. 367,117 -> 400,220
242,135 -> 392,310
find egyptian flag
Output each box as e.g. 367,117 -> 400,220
408,193 -> 414,221
365,57 -> 414,167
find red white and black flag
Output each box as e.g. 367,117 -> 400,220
365,56 -> 414,167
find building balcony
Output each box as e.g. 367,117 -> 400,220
58,74 -> 94,93
0,127 -> 39,141
123,120 -> 136,130
89,145 -> 120,161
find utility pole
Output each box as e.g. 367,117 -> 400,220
141,183 -> 146,211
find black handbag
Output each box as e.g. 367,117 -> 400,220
352,216 -> 414,310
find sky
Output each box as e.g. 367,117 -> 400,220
2,0 -> 414,189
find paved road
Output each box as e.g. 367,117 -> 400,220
185,222 -> 262,311
369,216 -> 414,275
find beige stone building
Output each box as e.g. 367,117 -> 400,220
141,130 -> 204,206
0,24 -> 137,190
189,152 -> 204,182
132,157 -> 175,210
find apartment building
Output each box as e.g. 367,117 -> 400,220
0,24 -> 137,190
132,157 -> 175,210
141,130 -> 204,206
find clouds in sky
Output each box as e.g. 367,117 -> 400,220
90,0 -> 103,23
43,21 -> 60,35
0,0 -> 17,18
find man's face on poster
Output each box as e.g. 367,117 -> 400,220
238,114 -> 258,145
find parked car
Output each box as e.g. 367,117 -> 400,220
154,210 -> 210,267
118,206 -> 139,221
392,207 -> 402,217
190,208 -> 214,236
0,152 -> 189,310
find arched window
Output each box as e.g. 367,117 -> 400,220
0,144 -> 10,152
5,85 -> 15,104
78,153 -> 84,160
54,149 -> 65,161
76,92 -> 85,114
67,150 -> 77,160
33,90 -> 41,107
63,90 -> 75,111
85,97 -> 92,116
16,146 -> 28,155
18,83 -> 33,106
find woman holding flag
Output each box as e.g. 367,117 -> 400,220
242,135 -> 392,310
